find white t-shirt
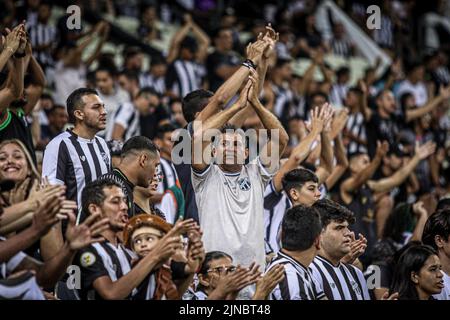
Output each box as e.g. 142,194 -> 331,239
192,158 -> 276,268
396,80 -> 428,107
53,61 -> 87,105
98,87 -> 131,138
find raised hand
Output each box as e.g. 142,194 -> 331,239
322,103 -> 335,133
375,141 -> 389,159
414,140 -> 436,160
332,107 -> 349,134
253,264 -> 285,300
381,291 -> 399,300
246,40 -> 270,65
184,229 -> 206,274
65,211 -> 109,250
8,177 -> 32,205
167,218 -> 199,238
3,26 -> 22,53
31,193 -> 64,236
412,201 -> 428,218
341,232 -> 367,264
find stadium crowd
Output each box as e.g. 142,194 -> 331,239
0,0 -> 450,300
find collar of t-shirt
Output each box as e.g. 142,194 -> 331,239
67,128 -> 97,143
113,168 -> 135,190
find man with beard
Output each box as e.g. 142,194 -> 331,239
74,178 -> 183,300
42,88 -> 111,222
0,23 -> 46,165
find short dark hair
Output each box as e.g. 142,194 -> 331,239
309,91 -> 329,102
66,88 -> 99,124
182,89 -> 214,123
281,205 -> 322,251
81,178 -> 122,220
155,123 -> 176,139
118,70 -> 139,83
313,198 -> 355,229
198,251 -> 233,275
275,57 -> 292,69
436,198 -> 450,212
282,168 -> 318,198
121,136 -> 159,158
137,86 -> 160,99
48,104 -> 66,115
422,209 -> 450,250
95,67 -> 114,78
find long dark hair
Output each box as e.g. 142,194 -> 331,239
389,244 -> 438,300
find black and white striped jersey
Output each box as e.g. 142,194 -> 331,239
264,181 -> 291,254
140,73 -> 166,96
165,59 -> 205,99
310,255 -> 371,300
42,129 -> 111,221
267,251 -> 326,300
27,23 -> 57,67
75,241 -> 137,300
345,111 -> 367,154
105,102 -> 140,141
0,237 -> 45,300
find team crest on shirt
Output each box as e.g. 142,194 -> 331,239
101,152 -> 109,166
80,155 -> 86,162
351,281 -> 361,296
238,177 -> 251,191
80,252 -> 96,267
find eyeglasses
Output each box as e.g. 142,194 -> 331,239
206,265 -> 237,275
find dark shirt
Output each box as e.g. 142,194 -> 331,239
173,122 -> 199,223
0,109 -> 37,164
139,106 -> 169,140
366,110 -> 402,158
206,50 -> 241,92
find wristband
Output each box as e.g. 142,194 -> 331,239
14,51 -> 26,58
242,59 -> 257,70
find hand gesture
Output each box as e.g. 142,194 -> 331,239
236,79 -> 253,109
341,232 -> 367,264
2,26 -> 22,53
260,23 -> 279,59
214,262 -> 261,297
381,291 -> 399,300
358,79 -> 368,95
414,140 -> 436,160
8,177 -> 32,205
322,103 -> 334,133
309,105 -> 328,133
246,40 -> 270,65
184,229 -> 206,274
331,107 -> 349,134
375,141 -> 389,159
412,201 -> 428,218
65,211 -> 109,250
253,264 -> 285,300
31,193 -> 64,236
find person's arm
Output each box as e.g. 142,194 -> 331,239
191,81 -> 251,172
23,46 -> 46,115
340,141 -> 388,204
247,74 -> 288,170
196,40 -> 268,123
405,85 -> 450,122
329,108 -> 349,140
368,141 -> 436,194
93,233 -> 183,300
315,107 -> 334,184
358,80 -> 372,121
326,133 -> 349,190
271,109 -> 325,192
410,201 -> 428,242
111,124 -> 126,141
166,16 -> 192,64
190,18 -> 210,63
0,26 -> 21,71
230,26 -> 278,127
298,59 -> 316,96
84,23 -> 109,68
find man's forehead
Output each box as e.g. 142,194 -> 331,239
105,186 -> 125,198
210,257 -> 232,267
82,94 -> 103,105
